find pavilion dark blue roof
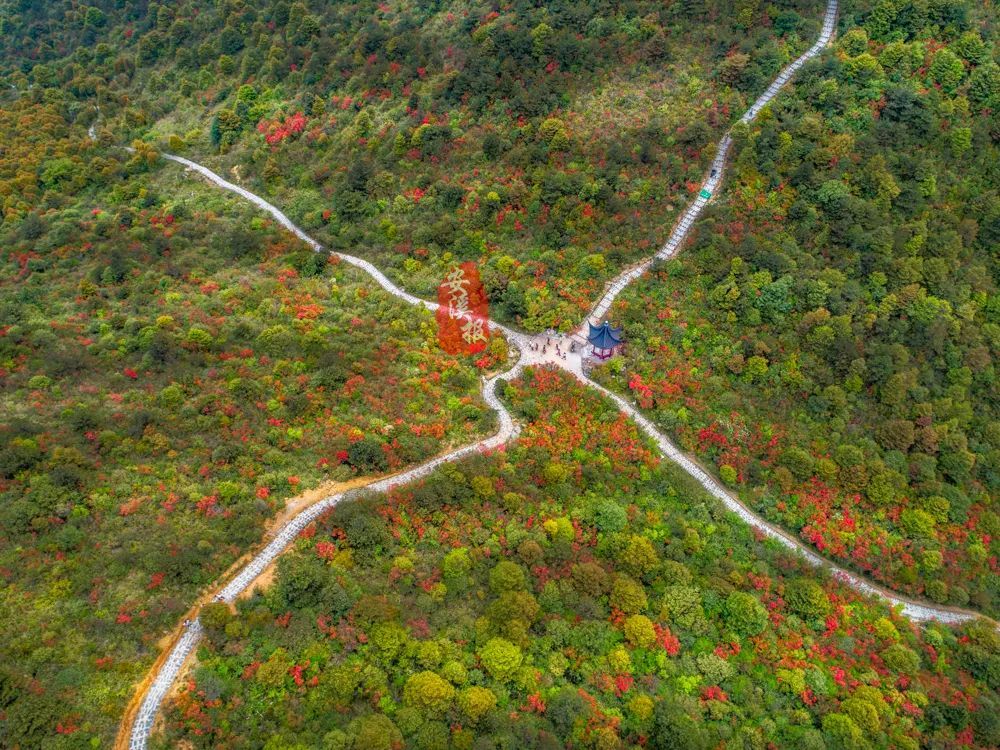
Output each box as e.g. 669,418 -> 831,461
587,321 -> 623,350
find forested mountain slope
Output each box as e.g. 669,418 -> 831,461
596,0 -> 1000,614
3,0 -> 827,329
0,101 -> 497,746
153,371 -> 1000,750
0,1 -> 999,749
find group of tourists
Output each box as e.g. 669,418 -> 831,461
528,336 -> 577,361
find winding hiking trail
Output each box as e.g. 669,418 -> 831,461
580,0 -> 838,333
126,354 -> 528,749
121,1 -> 991,747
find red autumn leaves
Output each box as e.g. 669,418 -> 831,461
257,111 -> 307,145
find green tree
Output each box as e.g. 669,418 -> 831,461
572,562 -> 609,596
347,438 -> 388,472
784,579 -> 830,619
662,585 -> 705,630
840,29 -> 869,56
346,714 -> 402,750
489,560 -> 527,593
610,575 -> 648,615
624,615 -> 657,648
651,698 -> 710,750
257,648 -> 293,688
458,686 -> 497,723
724,591 -> 767,636
402,671 -> 455,716
822,713 -> 871,750
781,447 -> 815,480
199,602 -> 232,633
882,644 -> 920,675
900,508 -> 936,538
842,697 -> 881,734
620,534 -> 659,578
929,48 -> 965,93
969,65 -> 1000,110
442,547 -> 471,584
211,109 -> 244,147
84,6 -> 106,27
370,622 -> 409,663
478,638 -> 523,682
218,26 -> 245,55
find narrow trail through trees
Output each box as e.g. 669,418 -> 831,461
126,349 -> 527,749
579,0 -> 839,333
122,1 -> 992,746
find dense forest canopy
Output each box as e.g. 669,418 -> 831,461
0,0 -> 998,748
0,101 -> 500,747
152,371 -> 1000,750
2,0 -> 829,330
596,0 -> 1000,616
